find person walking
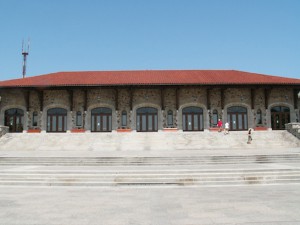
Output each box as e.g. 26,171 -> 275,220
217,119 -> 223,132
247,128 -> 253,144
224,122 -> 229,135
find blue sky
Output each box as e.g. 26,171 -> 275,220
0,0 -> 300,80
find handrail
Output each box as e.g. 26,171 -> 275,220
0,126 -> 9,138
286,123 -> 300,139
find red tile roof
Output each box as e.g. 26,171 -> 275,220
0,70 -> 299,88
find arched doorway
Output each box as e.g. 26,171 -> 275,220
271,106 -> 290,130
136,107 -> 158,132
227,106 -> 248,131
47,108 -> 67,132
5,108 -> 24,133
182,106 -> 204,131
91,107 -> 112,132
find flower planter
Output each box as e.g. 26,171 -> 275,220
117,129 -> 132,132
27,129 -> 41,133
163,128 -> 178,132
71,128 -> 86,133
209,128 -> 220,132
254,127 -> 268,131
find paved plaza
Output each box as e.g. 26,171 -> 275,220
0,185 -> 300,225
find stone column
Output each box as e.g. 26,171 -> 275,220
204,110 -> 210,132
265,109 -> 272,130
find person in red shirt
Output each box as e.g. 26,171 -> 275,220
217,119 -> 223,132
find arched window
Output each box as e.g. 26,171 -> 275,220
48,108 -> 68,115
121,110 -> 127,127
167,110 -> 173,127
212,109 -> 218,127
32,111 -> 38,127
182,106 -> 204,131
136,107 -> 158,132
76,111 -> 82,127
47,108 -> 67,132
227,106 -> 248,131
256,109 -> 262,125
271,106 -> 290,113
271,106 -> 290,130
5,108 -> 24,133
91,107 -> 112,132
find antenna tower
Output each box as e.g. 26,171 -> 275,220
22,39 -> 30,78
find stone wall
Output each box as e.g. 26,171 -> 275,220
162,88 -> 177,128
27,90 -> 41,128
0,86 -> 299,132
253,89 -> 267,127
209,88 -> 222,118
117,89 -> 131,128
286,123 -> 300,139
0,126 -> 8,138
0,89 -> 28,130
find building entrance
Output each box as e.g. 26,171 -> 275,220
227,106 -> 248,131
182,106 -> 204,131
5,108 -> 24,133
91,107 -> 112,132
271,106 -> 290,130
136,107 -> 158,132
47,108 -> 67,132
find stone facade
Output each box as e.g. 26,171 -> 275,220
0,86 -> 298,132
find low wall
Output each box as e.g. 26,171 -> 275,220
286,123 -> 300,139
0,126 -> 9,138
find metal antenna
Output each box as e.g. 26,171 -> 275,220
22,38 -> 30,78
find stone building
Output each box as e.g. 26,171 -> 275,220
0,70 -> 299,133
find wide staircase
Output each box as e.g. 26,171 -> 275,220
0,130 -> 299,151
0,131 -> 299,187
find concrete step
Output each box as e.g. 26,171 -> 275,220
1,155 -> 300,166
1,172 -> 300,181
0,131 -> 299,151
1,168 -> 299,175
0,172 -> 300,186
0,166 -> 300,187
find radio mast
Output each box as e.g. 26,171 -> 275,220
22,39 -> 30,78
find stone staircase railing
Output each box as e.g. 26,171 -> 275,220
286,123 -> 300,139
0,126 -> 9,138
